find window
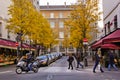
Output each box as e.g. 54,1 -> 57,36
59,21 -> 64,28
107,21 -> 111,33
37,1 -> 39,5
50,21 -> 55,28
114,15 -> 117,29
59,32 -> 64,38
104,24 -> 107,35
59,13 -> 63,18
50,13 -> 54,18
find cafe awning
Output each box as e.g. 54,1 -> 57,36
101,43 -> 120,49
0,39 -> 16,49
92,29 -> 120,49
91,39 -> 103,49
0,38 -> 35,50
103,29 -> 120,43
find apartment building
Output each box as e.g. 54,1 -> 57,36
30,0 -> 40,11
39,3 -> 76,54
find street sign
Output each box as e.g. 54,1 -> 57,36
83,38 -> 88,42
15,42 -> 18,46
83,38 -> 88,45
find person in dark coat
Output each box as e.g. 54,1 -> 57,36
93,48 -> 104,73
67,54 -> 74,70
108,50 -> 118,71
76,54 -> 83,69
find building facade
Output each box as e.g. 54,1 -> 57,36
39,3 -> 76,55
30,0 -> 40,11
103,0 -> 120,36
0,0 -> 12,40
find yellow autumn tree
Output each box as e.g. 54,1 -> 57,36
30,12 -> 55,52
65,0 -> 101,53
7,0 -> 55,54
7,0 -> 35,36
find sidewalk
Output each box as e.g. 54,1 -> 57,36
0,61 -> 14,67
83,56 -> 120,72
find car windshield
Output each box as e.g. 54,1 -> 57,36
37,56 -> 47,60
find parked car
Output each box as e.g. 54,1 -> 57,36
46,54 -> 52,64
50,53 -> 56,62
36,55 -> 49,66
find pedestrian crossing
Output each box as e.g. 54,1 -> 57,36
0,70 -> 12,74
38,66 -> 93,73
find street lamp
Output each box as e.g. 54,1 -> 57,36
16,32 -> 23,60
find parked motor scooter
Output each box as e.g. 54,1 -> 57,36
16,59 -> 38,74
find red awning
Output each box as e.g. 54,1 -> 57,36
22,44 -> 35,50
0,38 -> 35,50
92,29 -> 120,49
22,44 -> 29,48
91,39 -> 103,49
101,43 -> 120,49
103,29 -> 120,43
0,39 -> 16,49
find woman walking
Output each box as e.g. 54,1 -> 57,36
93,48 -> 104,73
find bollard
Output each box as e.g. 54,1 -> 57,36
84,57 -> 88,67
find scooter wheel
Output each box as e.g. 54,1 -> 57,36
33,67 -> 38,73
16,67 -> 22,74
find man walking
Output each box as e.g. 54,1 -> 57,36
108,50 -> 118,71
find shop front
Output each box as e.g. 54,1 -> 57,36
91,29 -> 120,67
0,38 -> 35,66
0,38 -> 17,66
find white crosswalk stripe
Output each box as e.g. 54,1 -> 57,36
0,71 -> 12,74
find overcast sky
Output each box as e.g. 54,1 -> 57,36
39,0 -> 77,5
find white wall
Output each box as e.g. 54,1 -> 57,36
0,0 -> 11,39
118,5 -> 120,28
0,0 -> 11,19
103,0 -> 120,19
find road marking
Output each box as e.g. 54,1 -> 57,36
47,74 -> 53,80
0,71 -> 12,74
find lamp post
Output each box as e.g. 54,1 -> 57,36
83,38 -> 88,67
16,32 -> 23,60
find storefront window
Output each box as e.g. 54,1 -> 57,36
107,21 -> 111,33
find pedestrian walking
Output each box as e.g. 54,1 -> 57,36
67,54 -> 74,70
108,50 -> 118,71
93,48 -> 104,73
75,54 -> 84,69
